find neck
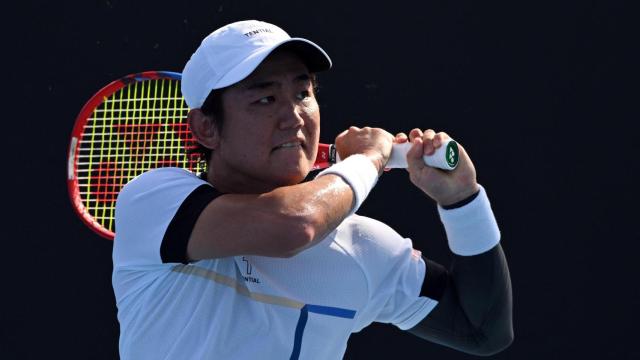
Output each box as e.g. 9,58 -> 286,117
205,168 -> 279,194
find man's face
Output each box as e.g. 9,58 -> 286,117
211,50 -> 320,193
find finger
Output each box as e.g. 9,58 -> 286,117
409,128 -> 423,142
432,131 -> 450,149
395,132 -> 408,143
406,137 -> 426,170
422,129 -> 436,155
423,129 -> 436,140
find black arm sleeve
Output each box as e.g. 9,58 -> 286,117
160,184 -> 221,264
408,244 -> 513,356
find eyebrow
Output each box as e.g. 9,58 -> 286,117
243,73 -> 311,92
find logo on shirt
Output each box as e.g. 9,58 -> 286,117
241,257 -> 261,284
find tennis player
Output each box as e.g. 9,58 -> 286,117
112,20 -> 513,359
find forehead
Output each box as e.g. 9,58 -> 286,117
236,50 -> 310,87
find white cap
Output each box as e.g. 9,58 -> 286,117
182,20 -> 332,109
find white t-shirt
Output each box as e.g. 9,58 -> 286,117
112,168 -> 438,360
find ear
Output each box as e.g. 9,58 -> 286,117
187,109 -> 220,151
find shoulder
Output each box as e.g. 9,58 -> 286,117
116,167 -> 212,221
336,215 -> 411,258
113,168 -> 211,266
120,167 -> 205,195
333,215 -> 428,330
117,168 -> 208,206
340,215 -> 399,238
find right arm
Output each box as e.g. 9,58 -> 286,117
187,174 -> 353,259
187,126 -> 394,261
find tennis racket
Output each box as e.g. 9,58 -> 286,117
67,71 -> 458,240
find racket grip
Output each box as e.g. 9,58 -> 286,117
386,140 -> 459,170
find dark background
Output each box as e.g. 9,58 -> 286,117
5,0 -> 637,359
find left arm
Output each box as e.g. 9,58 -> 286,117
400,129 -> 513,355
411,240 -> 513,356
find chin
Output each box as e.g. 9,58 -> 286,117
276,162 -> 312,185
281,169 -> 310,185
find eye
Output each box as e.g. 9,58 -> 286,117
296,90 -> 311,101
255,96 -> 275,105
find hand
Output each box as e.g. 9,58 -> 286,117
335,126 -> 394,174
401,129 -> 479,206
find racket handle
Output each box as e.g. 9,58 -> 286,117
333,139 -> 459,170
387,140 -> 459,170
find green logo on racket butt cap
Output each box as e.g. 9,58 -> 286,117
446,140 -> 459,169
422,139 -> 459,171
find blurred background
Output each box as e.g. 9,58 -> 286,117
5,0 -> 637,358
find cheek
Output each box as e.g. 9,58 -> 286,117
301,99 -> 319,118
219,117 -> 266,156
301,100 -> 320,133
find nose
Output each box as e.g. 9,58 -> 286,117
277,101 -> 305,130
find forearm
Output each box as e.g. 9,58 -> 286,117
408,186 -> 513,355
278,152 -> 381,255
413,246 -> 513,356
189,174 -> 353,259
264,174 -> 354,255
188,156 -> 378,260
281,153 -> 381,253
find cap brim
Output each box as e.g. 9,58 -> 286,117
213,38 -> 332,90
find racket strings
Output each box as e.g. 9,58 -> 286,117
76,78 -> 204,234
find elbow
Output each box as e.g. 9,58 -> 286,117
275,218 -> 318,258
261,190 -> 332,258
467,329 -> 514,357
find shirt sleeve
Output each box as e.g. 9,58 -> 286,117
112,168 -> 211,268
344,216 -> 438,332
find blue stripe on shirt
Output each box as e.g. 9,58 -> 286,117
289,304 -> 356,360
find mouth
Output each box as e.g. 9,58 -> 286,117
273,140 -> 304,152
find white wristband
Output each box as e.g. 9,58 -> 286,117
437,185 -> 501,256
316,154 -> 379,215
